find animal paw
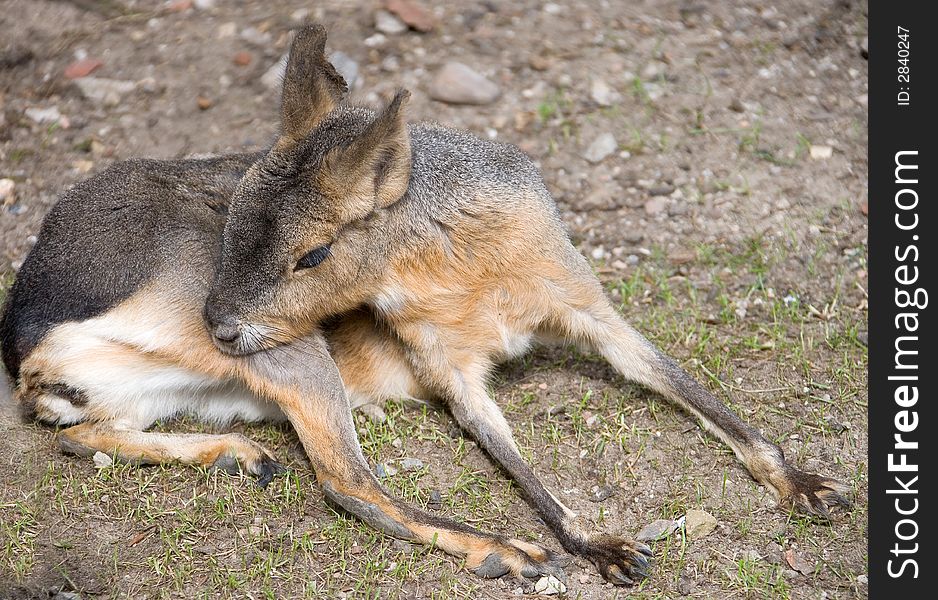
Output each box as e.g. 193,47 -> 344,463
211,434 -> 286,488
582,534 -> 653,586
469,537 -> 568,580
778,468 -> 851,519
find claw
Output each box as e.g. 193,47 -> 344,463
254,458 -> 286,489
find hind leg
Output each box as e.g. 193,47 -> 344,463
16,323 -> 284,486
385,320 -> 650,585
540,249 -> 850,518
58,422 -> 283,486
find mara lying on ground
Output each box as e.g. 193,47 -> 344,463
0,25 -> 849,586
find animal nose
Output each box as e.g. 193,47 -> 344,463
212,319 -> 241,344
204,302 -> 242,345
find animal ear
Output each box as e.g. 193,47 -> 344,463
279,24 -> 348,143
318,89 -> 412,214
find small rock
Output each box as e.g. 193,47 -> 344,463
64,58 -> 103,79
217,22 -> 237,38
375,463 -> 398,478
648,185 -> 675,196
740,549 -> 761,562
643,197 -> 667,216
784,549 -> 813,575
529,55 -> 551,71
232,51 -> 252,66
636,518 -> 679,542
398,458 -> 424,472
25,106 -> 62,124
583,132 -> 617,163
359,403 -> 387,423
429,62 -> 501,105
194,0 -> 215,9
809,145 -> 833,160
590,246 -> 606,260
240,26 -> 272,47
74,77 -> 135,107
590,78 -> 621,107
860,201 -> 868,216
428,489 -> 443,510
0,178 -> 15,205
857,574 -> 868,585
196,96 -> 213,110
93,451 -> 113,468
166,0 -> 192,12
385,0 -> 437,32
534,574 -> 566,595
668,249 -> 695,265
375,9 -> 408,34
588,485 -> 614,503
683,509 -> 717,539
677,575 -> 696,595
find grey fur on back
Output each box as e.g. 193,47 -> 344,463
0,152 -> 260,378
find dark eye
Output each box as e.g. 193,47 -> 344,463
295,244 -> 331,271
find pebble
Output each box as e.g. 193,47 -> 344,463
365,33 -> 387,48
240,26 -> 272,47
0,178 -> 15,205
809,145 -> 833,159
375,9 -> 408,34
590,246 -> 605,260
359,403 -> 387,423
534,575 -> 566,595
643,197 -> 667,215
429,62 -> 501,105
684,509 -> 717,539
25,106 -> 62,124
375,463 -> 398,478
217,22 -> 237,38
232,51 -> 252,66
590,78 -> 621,107
588,485 -> 614,502
636,518 -> 680,542
93,451 -> 113,468
64,58 -> 103,79
397,457 -> 424,472
583,132 -> 617,163
385,0 -> 437,32
74,77 -> 136,107
428,489 -> 443,510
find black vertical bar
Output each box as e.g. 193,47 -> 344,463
869,2 -> 935,596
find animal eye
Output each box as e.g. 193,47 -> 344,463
295,244 -> 331,270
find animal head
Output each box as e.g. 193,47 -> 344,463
204,25 -> 412,354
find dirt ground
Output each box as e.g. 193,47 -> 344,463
0,0 -> 868,598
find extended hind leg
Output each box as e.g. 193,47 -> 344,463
58,422 -> 283,486
542,249 -> 850,518
16,324 -> 284,486
388,322 -> 649,585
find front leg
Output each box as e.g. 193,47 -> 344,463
237,334 -> 565,580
